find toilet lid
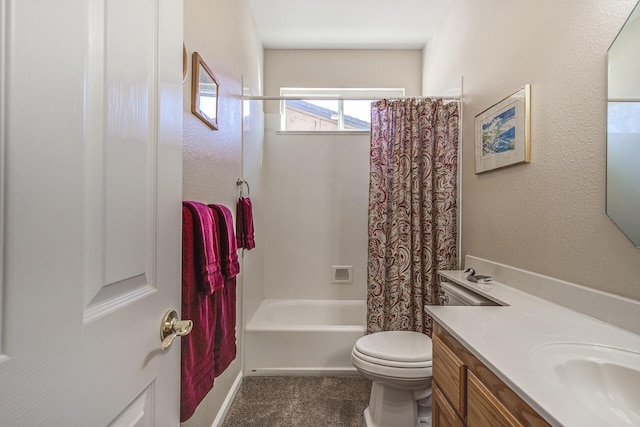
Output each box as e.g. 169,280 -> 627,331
355,331 -> 433,364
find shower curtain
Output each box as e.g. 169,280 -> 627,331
367,98 -> 459,335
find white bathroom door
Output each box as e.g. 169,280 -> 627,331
0,0 -> 184,426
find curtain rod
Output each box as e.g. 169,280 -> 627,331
243,95 -> 461,101
608,98 -> 640,102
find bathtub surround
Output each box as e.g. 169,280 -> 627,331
262,50 -> 423,301
367,98 -> 459,334
221,376 -> 372,427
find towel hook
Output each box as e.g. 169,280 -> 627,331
236,178 -> 250,197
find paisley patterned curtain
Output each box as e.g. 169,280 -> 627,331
367,98 -> 459,335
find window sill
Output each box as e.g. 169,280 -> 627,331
275,130 -> 370,135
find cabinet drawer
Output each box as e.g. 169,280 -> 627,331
467,371 -> 523,427
433,384 -> 464,427
433,334 -> 466,417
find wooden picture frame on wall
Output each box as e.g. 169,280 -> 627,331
475,85 -> 531,173
182,44 -> 188,83
191,51 -> 219,130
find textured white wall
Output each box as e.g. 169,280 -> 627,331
182,0 -> 264,425
422,0 -> 640,301
263,49 -> 422,300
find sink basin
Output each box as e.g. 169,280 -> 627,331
530,343 -> 640,426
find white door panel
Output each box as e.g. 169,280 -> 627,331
86,0 -> 159,319
4,0 -> 88,355
103,0 -> 153,288
0,0 -> 184,425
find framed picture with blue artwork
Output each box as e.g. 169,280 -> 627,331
475,85 -> 531,173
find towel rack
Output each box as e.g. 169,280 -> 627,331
236,178 -> 250,197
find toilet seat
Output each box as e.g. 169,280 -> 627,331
352,347 -> 432,369
351,348 -> 433,381
354,331 -> 433,366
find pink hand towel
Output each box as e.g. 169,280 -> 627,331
183,201 -> 224,295
242,197 -> 256,250
180,206 -> 217,422
208,204 -> 240,279
235,197 -> 246,249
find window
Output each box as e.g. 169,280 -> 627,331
280,88 -> 405,132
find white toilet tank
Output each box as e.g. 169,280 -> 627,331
439,281 -> 496,306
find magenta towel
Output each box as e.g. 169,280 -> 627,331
235,198 -> 245,249
235,197 -> 256,250
242,197 -> 256,250
181,206 -> 217,422
214,276 -> 237,376
208,204 -> 240,279
183,201 -> 224,295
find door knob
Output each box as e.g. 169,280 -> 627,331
160,309 -> 193,350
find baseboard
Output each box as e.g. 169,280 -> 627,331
244,367 -> 359,377
211,371 -> 243,427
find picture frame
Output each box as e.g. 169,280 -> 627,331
475,85 -> 531,173
191,52 -> 219,130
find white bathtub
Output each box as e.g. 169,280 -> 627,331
245,299 -> 366,375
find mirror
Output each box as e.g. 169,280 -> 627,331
607,1 -> 640,247
191,52 -> 219,130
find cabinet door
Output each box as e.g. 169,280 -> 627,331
433,384 -> 464,427
467,371 -> 523,427
433,334 -> 467,417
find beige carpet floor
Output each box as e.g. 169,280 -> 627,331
222,375 -> 372,427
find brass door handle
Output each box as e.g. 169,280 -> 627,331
160,309 -> 193,350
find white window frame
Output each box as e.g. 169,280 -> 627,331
279,88 -> 405,132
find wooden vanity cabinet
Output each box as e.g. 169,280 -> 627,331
432,323 -> 550,427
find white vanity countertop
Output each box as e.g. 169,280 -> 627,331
426,269 -> 640,427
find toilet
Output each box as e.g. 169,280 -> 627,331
351,330 -> 433,427
353,281 -> 496,426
